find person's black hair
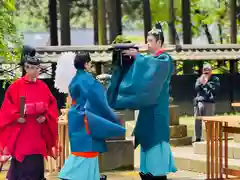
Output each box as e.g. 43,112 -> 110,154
148,22 -> 164,46
74,52 -> 91,70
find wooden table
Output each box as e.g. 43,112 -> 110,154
231,103 -> 240,108
198,116 -> 240,179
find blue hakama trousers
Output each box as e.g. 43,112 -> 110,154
140,141 -> 177,176
58,155 -> 100,180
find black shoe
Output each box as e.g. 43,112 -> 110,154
152,175 -> 167,180
139,172 -> 152,180
139,172 -> 167,180
195,138 -> 201,142
100,175 -> 107,180
193,138 -> 201,143
139,172 -> 145,180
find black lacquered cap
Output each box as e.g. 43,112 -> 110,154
19,45 -> 37,65
22,45 -> 36,57
24,56 -> 40,65
108,43 -> 139,51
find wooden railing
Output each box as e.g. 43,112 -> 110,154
35,44 -> 240,62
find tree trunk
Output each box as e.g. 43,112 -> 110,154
230,0 -> 237,72
98,0 -> 107,45
93,0 -> 99,45
200,24 -> 214,74
182,0 -> 193,74
229,0 -> 237,109
48,0 -> 58,46
230,0 -> 237,44
182,0 -> 191,44
59,0 -> 71,45
106,0 -> 122,43
216,0 -> 225,67
143,0 -> 152,43
168,0 -> 175,44
202,24 -> 214,44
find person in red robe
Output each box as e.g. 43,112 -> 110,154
0,46 -> 58,180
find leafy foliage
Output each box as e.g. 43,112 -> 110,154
15,0 -> 92,31
150,0 -> 181,24
112,35 -> 131,44
0,0 -> 23,85
190,0 -> 229,39
121,0 -> 236,44
0,0 -> 22,64
15,0 -> 48,31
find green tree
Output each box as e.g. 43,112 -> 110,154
150,0 -> 181,24
15,0 -> 92,31
122,0 -> 182,29
122,0 -> 231,43
0,0 -> 22,64
15,0 -> 48,31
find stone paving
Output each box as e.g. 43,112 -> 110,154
0,163 -> 206,180
0,165 -> 206,180
44,170 -> 205,180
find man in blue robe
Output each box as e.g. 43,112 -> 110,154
57,52 -> 125,180
107,22 -> 177,180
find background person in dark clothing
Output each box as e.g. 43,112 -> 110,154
194,63 -> 220,142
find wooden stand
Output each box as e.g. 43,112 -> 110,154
58,119 -> 70,169
45,109 -> 69,173
199,116 -> 240,179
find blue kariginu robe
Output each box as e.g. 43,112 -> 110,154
58,70 -> 125,180
107,52 -> 177,176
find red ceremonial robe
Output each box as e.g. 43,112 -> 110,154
0,76 -> 58,163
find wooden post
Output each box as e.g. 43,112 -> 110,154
215,122 -> 219,179
224,122 -> 229,179
219,122 -> 223,179
206,122 -> 210,179
210,122 -> 214,178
